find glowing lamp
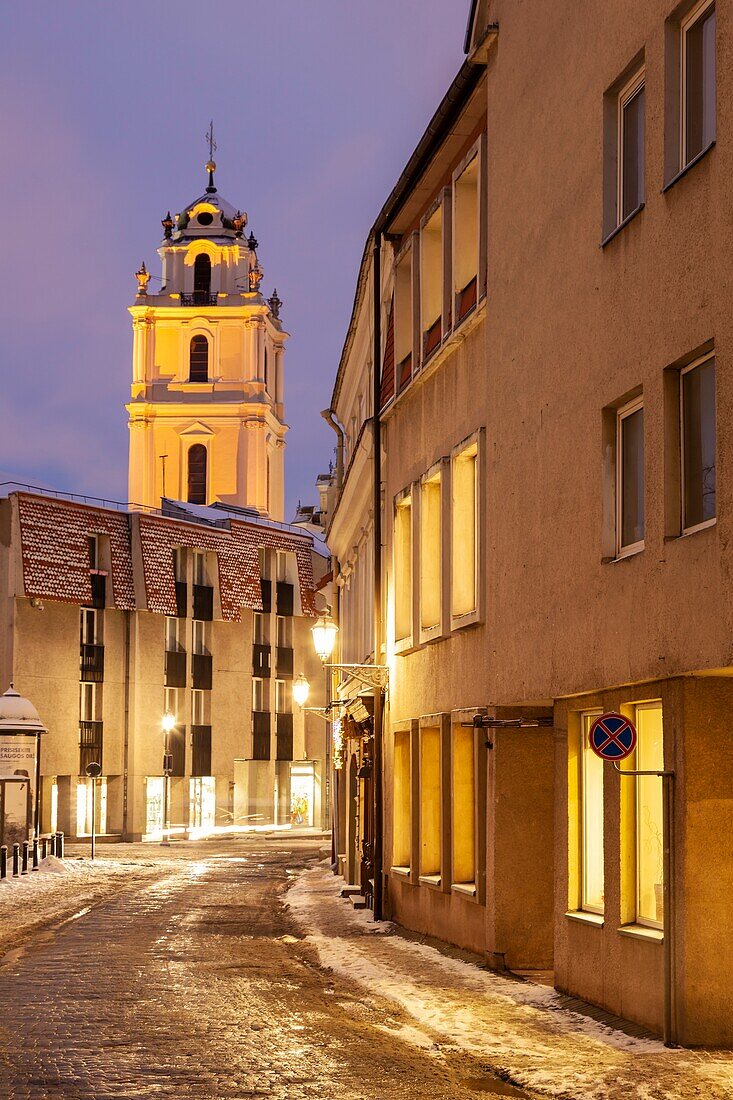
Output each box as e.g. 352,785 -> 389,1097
311,614 -> 338,663
293,674 -> 310,708
161,712 -> 176,734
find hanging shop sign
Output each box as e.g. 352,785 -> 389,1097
588,712 -> 637,761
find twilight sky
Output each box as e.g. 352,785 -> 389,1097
0,2 -> 467,520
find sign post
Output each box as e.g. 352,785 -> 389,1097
588,712 -> 676,1047
85,762 -> 102,860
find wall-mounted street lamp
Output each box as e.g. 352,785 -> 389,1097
310,613 -> 388,691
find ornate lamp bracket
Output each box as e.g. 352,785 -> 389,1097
324,663 -> 389,691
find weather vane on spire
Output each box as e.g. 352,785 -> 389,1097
205,120 -> 217,192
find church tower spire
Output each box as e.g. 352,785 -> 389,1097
126,153 -> 288,519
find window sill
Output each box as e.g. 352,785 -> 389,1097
391,865 -> 411,879
393,635 -> 414,657
565,910 -> 604,928
451,882 -> 477,898
600,202 -> 645,248
679,517 -> 717,538
450,608 -> 481,633
605,542 -> 645,564
419,874 -> 442,890
662,139 -> 715,194
618,923 -> 664,943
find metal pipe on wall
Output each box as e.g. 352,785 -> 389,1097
372,232 -> 384,922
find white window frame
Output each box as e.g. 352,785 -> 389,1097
393,486 -> 414,653
680,0 -> 716,168
80,607 -> 99,646
79,681 -> 98,722
633,700 -> 665,930
680,351 -> 716,535
419,462 -> 444,644
617,68 -> 645,226
616,396 -> 645,559
450,429 -> 484,631
579,710 -> 605,915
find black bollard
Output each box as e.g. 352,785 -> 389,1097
12,844 -> 20,877
0,847 -> 6,880
21,841 -> 29,875
57,832 -> 64,859
40,836 -> 47,860
32,838 -> 39,871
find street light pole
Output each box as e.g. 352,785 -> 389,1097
161,712 -> 175,847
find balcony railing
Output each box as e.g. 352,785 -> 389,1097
253,644 -> 271,677
276,646 -> 293,679
260,579 -> 272,613
79,720 -> 103,773
175,581 -> 188,618
80,644 -> 104,683
276,582 -> 294,617
90,573 -> 106,609
276,713 -> 294,761
193,584 -> 214,621
192,652 -> 213,690
165,649 -> 187,688
252,711 -> 270,760
180,292 -> 217,307
191,725 -> 212,777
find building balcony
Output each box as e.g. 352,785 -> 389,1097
80,643 -> 104,683
79,720 -> 103,773
191,725 -> 212,777
192,652 -> 213,690
175,581 -> 188,618
276,582 -> 294,617
180,292 -> 217,307
276,713 -> 293,761
275,646 -> 293,679
252,711 -> 270,760
253,644 -> 271,677
193,584 -> 214,621
165,649 -> 187,688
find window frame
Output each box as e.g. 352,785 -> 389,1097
418,462 -> 444,643
633,701 -> 665,930
450,430 -> 483,631
393,486 -> 414,652
680,350 -> 716,535
579,710 -> 605,916
680,0 -> 716,170
617,68 -> 646,226
615,395 -> 645,559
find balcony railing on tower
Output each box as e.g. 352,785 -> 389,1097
180,292 -> 217,307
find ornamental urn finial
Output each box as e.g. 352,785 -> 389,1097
248,262 -> 264,293
233,210 -> 247,237
161,211 -> 174,239
247,230 -> 259,252
135,262 -> 150,297
268,288 -> 282,320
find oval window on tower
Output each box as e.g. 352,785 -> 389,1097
197,211 -> 214,226
193,254 -> 211,303
189,336 -> 209,382
187,444 -> 207,505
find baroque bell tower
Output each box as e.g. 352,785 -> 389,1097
126,142 -> 288,519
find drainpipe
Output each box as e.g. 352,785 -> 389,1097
371,232 -> 384,922
122,609 -> 131,839
320,409 -> 345,489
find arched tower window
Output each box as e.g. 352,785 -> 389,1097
193,254 -> 211,302
189,336 -> 209,382
188,444 -> 207,505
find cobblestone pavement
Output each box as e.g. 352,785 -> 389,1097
0,838 -> 516,1100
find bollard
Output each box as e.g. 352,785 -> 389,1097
21,841 -> 29,875
32,838 -> 39,871
12,844 -> 20,877
0,847 -> 6,880
57,832 -> 64,859
40,836 -> 47,860
50,833 -> 57,857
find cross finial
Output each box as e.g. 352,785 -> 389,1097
205,120 -> 217,161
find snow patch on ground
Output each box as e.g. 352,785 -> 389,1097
288,863 -> 733,1100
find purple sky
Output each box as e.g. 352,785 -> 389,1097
0,2 -> 467,520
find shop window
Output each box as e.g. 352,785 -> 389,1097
394,492 -> 412,644
392,730 -> 411,870
146,777 -> 165,836
451,724 -> 475,886
419,726 -> 441,880
451,441 -> 478,621
453,154 -> 479,324
421,205 -> 443,360
290,763 -> 315,827
420,471 -> 442,634
681,353 -> 716,531
76,777 -> 107,837
634,702 -> 665,928
189,777 -> 216,831
616,397 -> 645,557
580,711 -> 605,914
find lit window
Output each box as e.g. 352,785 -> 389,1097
421,205 -> 443,360
451,441 -> 478,620
682,0 -> 716,167
634,702 -> 664,928
419,726 -> 441,880
616,397 -> 644,556
452,724 -> 475,887
420,471 -> 441,633
453,154 -> 479,324
681,353 -> 716,531
392,730 -> 411,870
394,493 -> 412,643
618,71 -> 645,223
580,712 -> 604,914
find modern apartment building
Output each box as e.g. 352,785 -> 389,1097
324,0 -> 733,1046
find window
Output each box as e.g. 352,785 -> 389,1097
193,253 -> 211,298
394,247 -> 413,392
634,702 -> 664,928
88,535 -> 99,570
452,724 -> 475,887
164,686 -> 180,723
173,547 -> 186,583
394,492 -> 412,644
192,688 -> 206,726
79,681 -> 97,722
276,550 -> 290,583
421,204 -> 443,360
681,353 -> 716,531
192,619 -> 207,655
80,607 -> 98,647
392,730 -> 411,870
451,441 -> 478,620
252,678 -> 268,713
419,727 -> 441,880
682,0 -> 716,167
193,550 -> 208,587
275,679 -> 292,713
453,154 -> 479,324
187,445 -> 207,505
276,615 -> 292,648
189,336 -> 209,382
253,612 -> 269,645
420,470 -> 442,633
165,616 -> 183,652
618,71 -> 645,223
580,712 -> 604,914
616,397 -> 644,556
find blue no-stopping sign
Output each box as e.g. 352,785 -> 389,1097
588,712 -> 637,761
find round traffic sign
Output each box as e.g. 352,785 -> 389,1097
588,712 -> 637,761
